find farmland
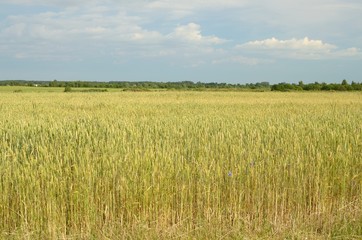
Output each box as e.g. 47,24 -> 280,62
0,91 -> 361,239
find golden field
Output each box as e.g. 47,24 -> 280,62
0,91 -> 361,239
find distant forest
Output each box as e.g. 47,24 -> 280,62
1,79 -> 362,91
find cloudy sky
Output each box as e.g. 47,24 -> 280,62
1,0 -> 361,83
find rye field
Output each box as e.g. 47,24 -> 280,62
0,90 -> 361,239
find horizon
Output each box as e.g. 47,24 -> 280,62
0,79 -> 358,85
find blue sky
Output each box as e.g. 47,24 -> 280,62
1,0 -> 361,83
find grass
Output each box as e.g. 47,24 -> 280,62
0,86 -> 63,92
0,86 -> 121,93
0,91 -> 361,239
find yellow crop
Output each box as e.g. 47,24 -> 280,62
0,91 -> 361,239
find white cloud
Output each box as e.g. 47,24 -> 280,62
0,0 -> 247,19
2,7 -> 159,41
0,0 -> 361,67
236,37 -> 361,60
1,0 -> 232,9
238,37 -> 336,51
0,8 -> 148,60
0,4 -> 227,64
168,23 -> 226,44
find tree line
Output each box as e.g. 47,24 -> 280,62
271,80 -> 362,91
0,79 -> 361,91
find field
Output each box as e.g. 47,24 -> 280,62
0,90 -> 361,239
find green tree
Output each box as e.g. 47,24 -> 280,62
64,86 -> 72,92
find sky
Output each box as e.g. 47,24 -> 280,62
0,0 -> 361,84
